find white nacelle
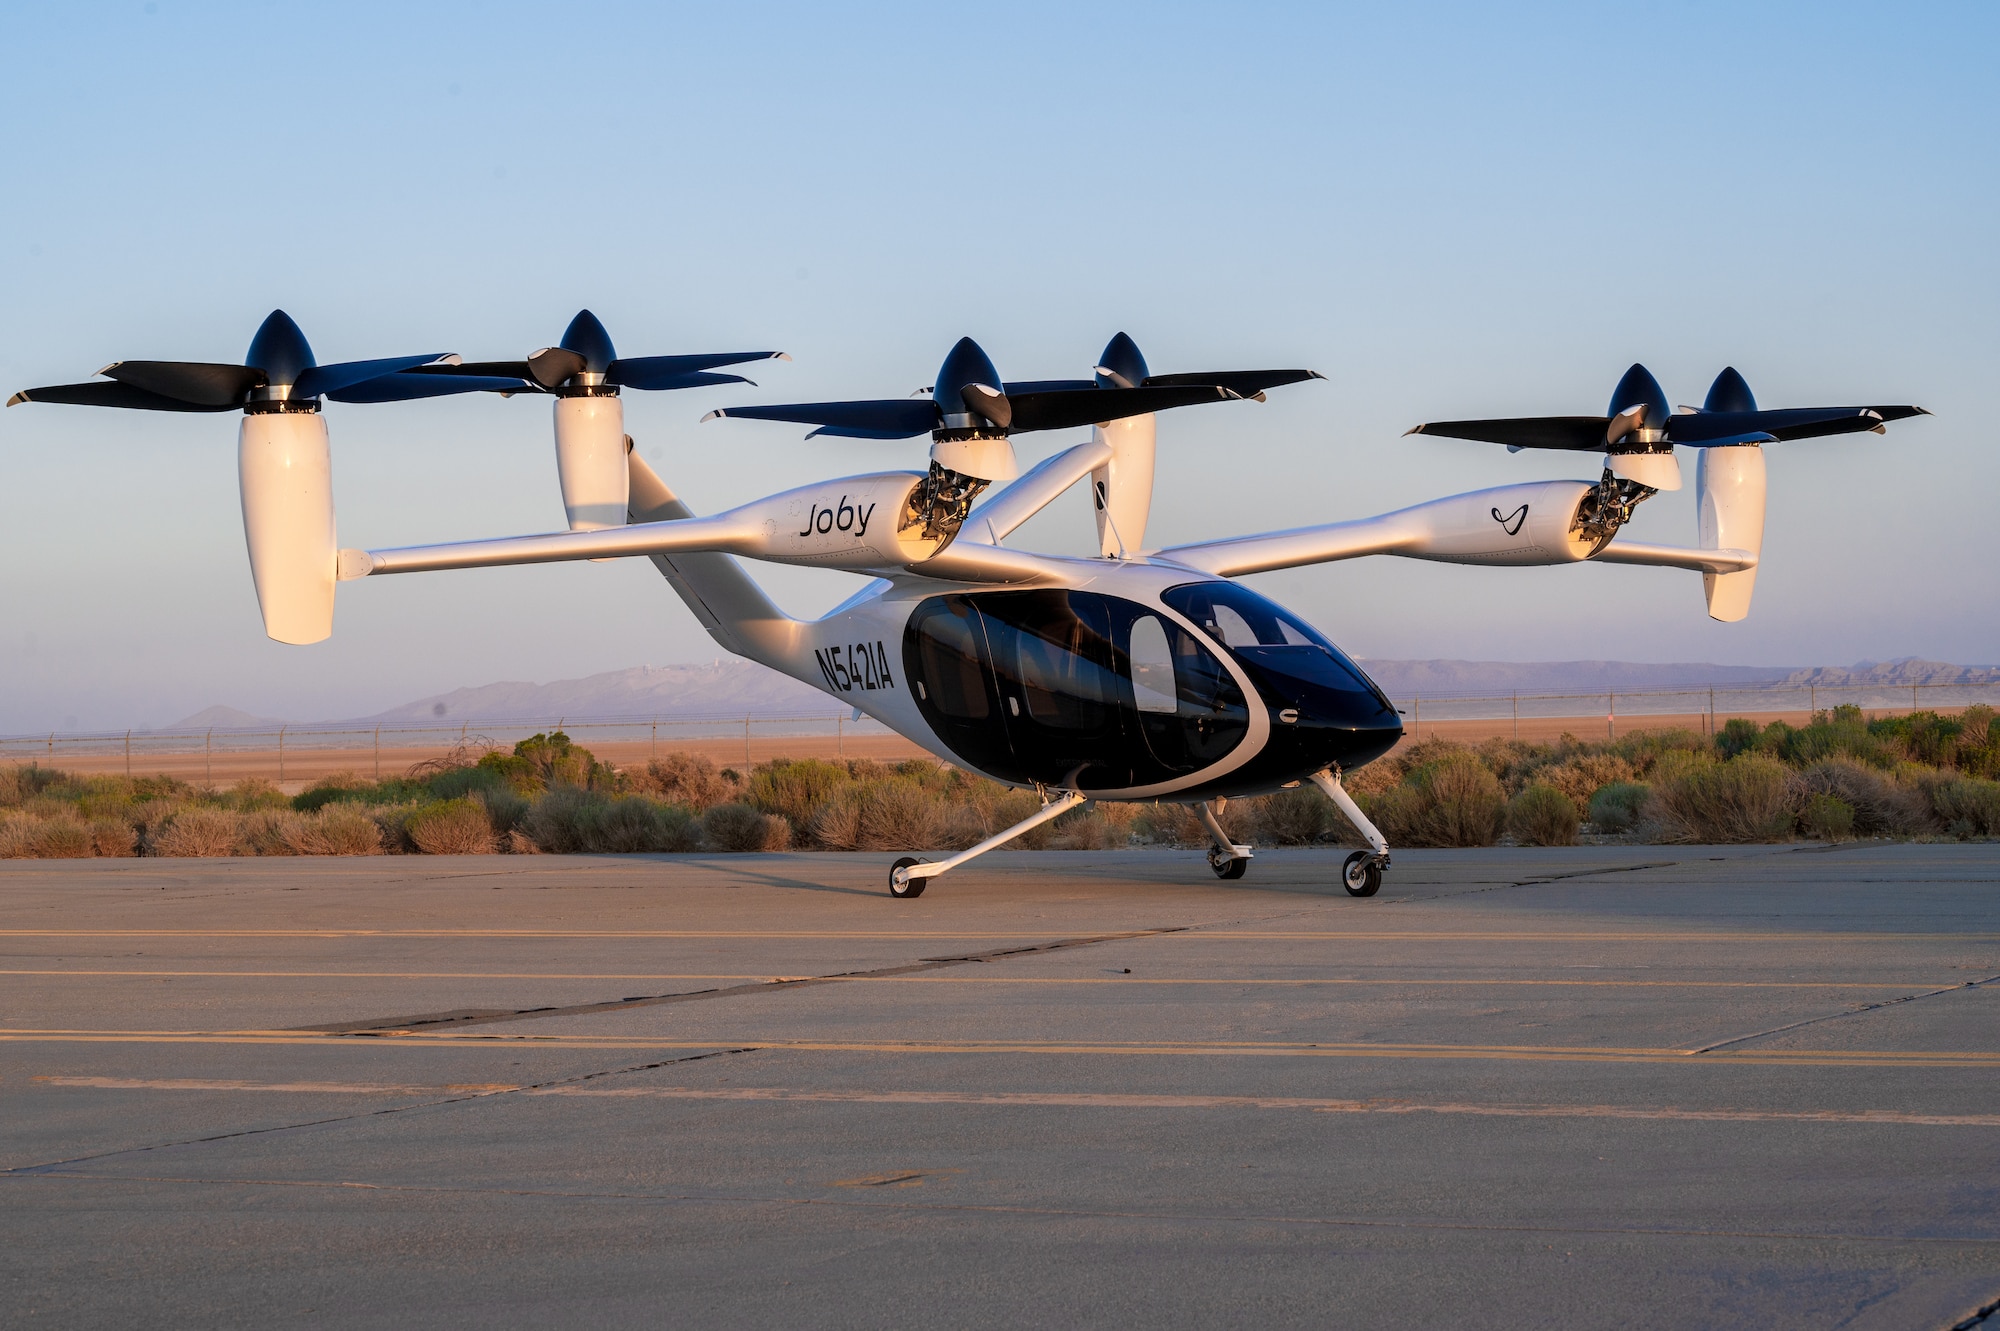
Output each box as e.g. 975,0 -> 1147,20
553,395 -> 630,531
1697,445 -> 1766,621
239,412 -> 337,644
931,433 -> 1017,482
1395,479 -> 1601,565
1607,449 -> 1682,491
1091,414 -> 1156,557
761,472 -> 945,567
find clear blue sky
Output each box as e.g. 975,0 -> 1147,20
2,1 -> 1993,730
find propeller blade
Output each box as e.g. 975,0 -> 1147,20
1143,368 -> 1323,398
623,371 -> 758,392
1006,383 -> 1243,434
704,399 -> 943,438
99,360 -> 265,407
1404,416 -> 1612,450
527,347 -> 589,389
326,373 -> 533,404
294,354 -> 449,400
404,360 -> 536,380
7,379 -> 239,411
960,382 -> 1013,428
607,351 -> 789,390
1667,405 -> 1928,444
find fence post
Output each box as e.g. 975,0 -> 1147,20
1608,692 -> 1615,740
47,732 -> 53,759
837,712 -> 844,757
744,715 -> 752,768
1913,684 -> 1920,712
125,730 -> 131,777
1412,695 -> 1419,741
1512,693 -> 1518,742
278,726 -> 286,784
373,726 -> 380,780
206,728 -> 212,786
1810,683 -> 1816,716
1708,687 -> 1715,737
651,719 -> 657,761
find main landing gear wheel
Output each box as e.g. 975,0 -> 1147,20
889,856 -> 927,899
1342,851 -> 1383,897
1208,849 -> 1248,881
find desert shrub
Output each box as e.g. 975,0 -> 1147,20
745,758 -> 852,836
1799,794 -> 1856,842
1588,781 -> 1651,833
1933,779 -> 2000,838
630,753 -> 740,811
475,787 -> 531,837
221,778 -> 291,812
569,796 -> 693,852
1253,786 -> 1335,845
856,782 -> 947,850
301,805 -> 384,854
292,773 -> 375,813
1508,784 -> 1579,846
1715,718 -> 1764,760
0,814 -> 38,858
1795,759 -> 1933,837
152,808 -> 243,857
0,765 -> 73,806
1534,754 -> 1636,806
1648,754 -> 1796,843
699,801 -> 791,852
407,798 -> 496,855
426,764 -> 513,802
473,732 -> 613,795
0,813 -> 96,858
1780,716 -> 1893,769
88,817 -> 138,856
1365,752 -> 1504,848
242,809 -> 311,855
519,786 -> 600,853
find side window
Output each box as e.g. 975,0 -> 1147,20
913,599 -> 990,720
1126,615 -> 1178,713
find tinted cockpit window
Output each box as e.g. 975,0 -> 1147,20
1161,582 -> 1386,704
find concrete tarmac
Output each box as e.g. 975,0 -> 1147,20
2,844 -> 1997,1329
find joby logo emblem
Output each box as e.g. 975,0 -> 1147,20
1491,504 -> 1529,535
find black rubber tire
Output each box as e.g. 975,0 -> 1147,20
889,856 -> 927,898
1342,850 -> 1382,897
1210,854 -> 1248,881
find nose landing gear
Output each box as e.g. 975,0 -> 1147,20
1310,767 -> 1392,900
1341,850 -> 1385,897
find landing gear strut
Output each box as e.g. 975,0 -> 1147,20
887,789 -> 1087,898
1309,768 -> 1391,899
1198,800 -> 1252,880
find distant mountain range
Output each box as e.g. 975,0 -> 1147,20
165,656 -> 2000,731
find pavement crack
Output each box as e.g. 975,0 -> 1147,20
1953,1292 -> 2000,1331
293,928 -> 1190,1035
1691,974 -> 2000,1054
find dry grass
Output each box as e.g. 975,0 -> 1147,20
407,799 -> 497,855
151,808 -> 244,857
1508,784 -> 1580,846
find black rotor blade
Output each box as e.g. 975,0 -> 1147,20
1668,405 -> 1930,444
327,373 -> 533,404
1405,416 -> 1612,450
6,379 -> 240,412
627,371 -> 757,392
1143,368 -> 1323,398
1006,383 -> 1243,433
705,398 -> 942,438
608,351 -> 787,390
405,360 -> 535,379
100,360 -> 265,407
294,354 -> 448,401
526,347 -> 589,389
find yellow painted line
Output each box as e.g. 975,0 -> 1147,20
0,970 -> 1961,991
2,1030 -> 1995,1067
30,1077 -> 2000,1127
0,930 -> 1991,942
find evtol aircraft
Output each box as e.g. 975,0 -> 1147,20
11,316 -> 1928,897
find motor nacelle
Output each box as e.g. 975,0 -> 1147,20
239,412 -> 337,644
553,395 -> 629,531
1392,479 -> 1608,566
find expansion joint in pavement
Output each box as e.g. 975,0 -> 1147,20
1691,973 -> 2000,1055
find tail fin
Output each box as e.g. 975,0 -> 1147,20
1696,445 -> 1766,621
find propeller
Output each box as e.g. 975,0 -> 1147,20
703,333 -> 1320,441
389,309 -> 788,399
5,310 -> 521,412
1405,363 -> 1930,451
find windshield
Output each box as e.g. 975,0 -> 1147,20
1160,582 -> 1386,706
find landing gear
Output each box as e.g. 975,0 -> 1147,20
1310,767 -> 1393,901
1197,800 -> 1252,881
889,856 -> 927,898
883,790 -> 1087,897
